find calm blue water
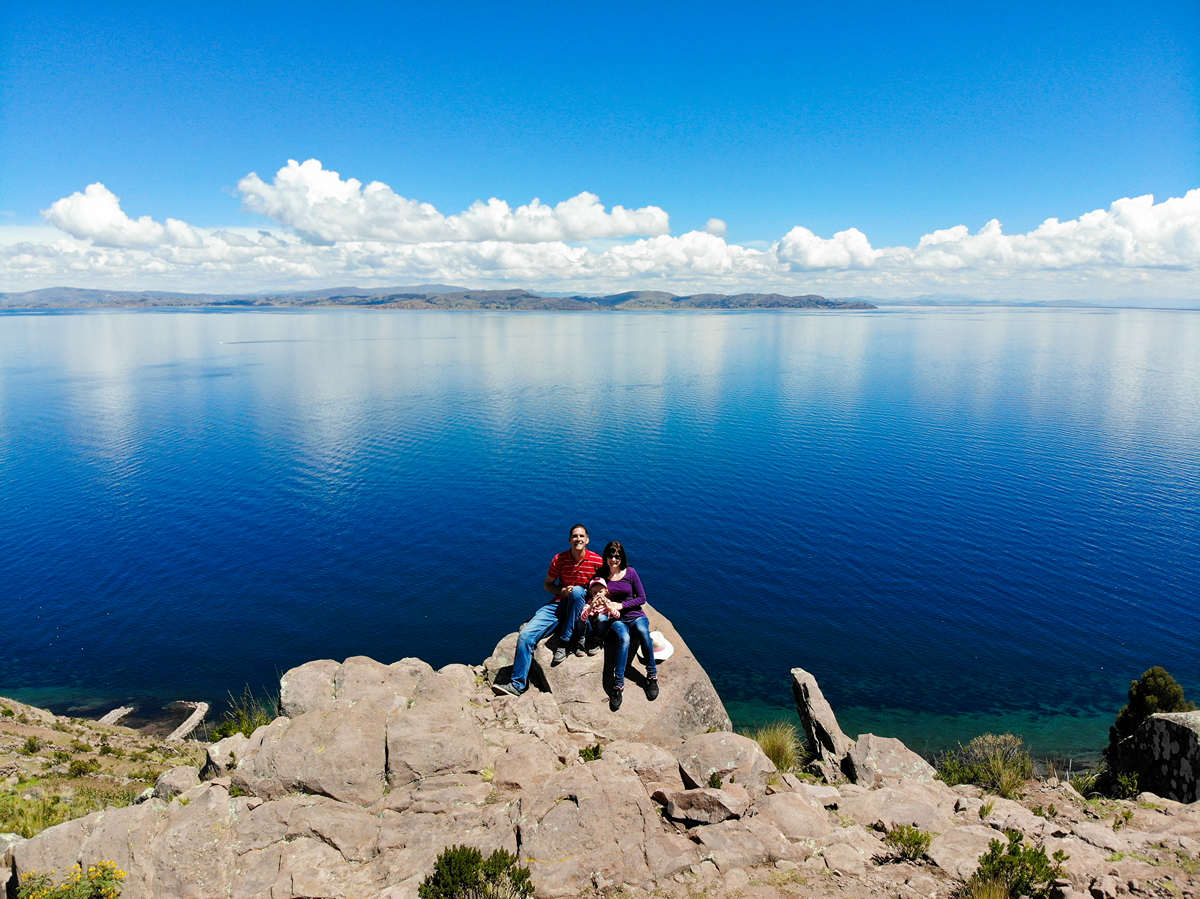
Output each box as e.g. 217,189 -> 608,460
1,307 -> 1197,757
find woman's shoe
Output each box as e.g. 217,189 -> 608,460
645,677 -> 659,701
585,641 -> 601,656
609,687 -> 623,712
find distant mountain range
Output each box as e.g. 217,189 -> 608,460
0,286 -> 875,311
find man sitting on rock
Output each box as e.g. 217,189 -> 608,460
493,523 -> 602,697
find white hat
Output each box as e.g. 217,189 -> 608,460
639,630 -> 674,663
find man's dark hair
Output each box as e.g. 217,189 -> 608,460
597,540 -> 627,578
569,523 -> 589,537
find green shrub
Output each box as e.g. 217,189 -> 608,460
418,844 -> 533,899
884,824 -> 931,861
17,860 -> 126,898
961,830 -> 1067,899
20,736 -> 45,755
579,743 -> 602,762
1107,667 -> 1194,758
68,758 -> 102,778
936,733 -> 1033,799
748,721 -> 802,773
1,705 -> 13,717
70,740 -> 93,753
210,685 -> 277,740
707,771 -> 723,789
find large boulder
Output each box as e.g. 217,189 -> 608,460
1115,710 -> 1200,802
676,731 -> 777,797
843,733 -> 938,788
484,602 -> 731,744
791,667 -> 854,780
516,759 -> 664,895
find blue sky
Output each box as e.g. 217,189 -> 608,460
1,1 -> 1197,299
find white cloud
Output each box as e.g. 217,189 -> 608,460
237,159 -> 670,243
42,183 -> 204,249
7,164 -> 1198,301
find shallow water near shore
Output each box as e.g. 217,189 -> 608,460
1,306 -> 1197,758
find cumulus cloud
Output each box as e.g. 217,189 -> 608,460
43,183 -> 204,249
237,159 -> 670,243
12,165 -> 1199,300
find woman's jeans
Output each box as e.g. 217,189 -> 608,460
608,616 -> 658,690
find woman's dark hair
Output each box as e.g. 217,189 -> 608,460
597,540 -> 628,578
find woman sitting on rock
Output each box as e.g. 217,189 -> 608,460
587,541 -> 658,711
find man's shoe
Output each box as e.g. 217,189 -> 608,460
609,688 -> 623,712
491,681 -> 522,698
551,645 -> 568,666
645,677 -> 659,701
571,641 -> 586,657
585,640 -> 601,657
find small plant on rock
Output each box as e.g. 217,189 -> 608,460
884,824 -> 931,861
707,771 -> 723,789
209,685 -> 277,741
960,830 -> 1067,899
68,758 -> 101,778
748,720 -> 802,773
418,844 -> 533,899
936,733 -> 1033,799
17,860 -> 126,899
579,743 -> 602,762
20,736 -> 44,755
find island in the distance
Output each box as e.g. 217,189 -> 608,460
0,285 -> 875,311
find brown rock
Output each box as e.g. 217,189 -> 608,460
755,791 -> 835,840
927,824 -> 998,879
386,704 -> 490,788
843,733 -> 937,787
491,736 -> 558,791
603,739 -> 684,789
517,759 -> 661,895
232,700 -> 388,805
790,667 -> 854,779
153,765 -> 201,800
659,785 -> 750,824
676,731 -> 777,796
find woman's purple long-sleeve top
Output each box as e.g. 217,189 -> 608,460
604,567 -> 648,621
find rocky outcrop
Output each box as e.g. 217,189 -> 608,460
1115,710 -> 1200,802
9,618 -> 1200,899
484,601 -> 731,743
790,666 -> 854,780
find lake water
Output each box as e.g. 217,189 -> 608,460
1,307 -> 1197,758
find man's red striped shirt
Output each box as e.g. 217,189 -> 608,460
547,549 -> 603,588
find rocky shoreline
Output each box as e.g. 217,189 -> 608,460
4,603 -> 1198,898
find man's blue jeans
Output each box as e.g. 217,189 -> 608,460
609,616 -> 658,690
509,586 -> 585,693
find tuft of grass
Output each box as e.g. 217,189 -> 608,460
960,875 -> 1010,899
707,771 -> 723,789
20,736 -> 44,755
884,824 -> 931,861
747,720 -> 802,773
0,784 -> 142,839
579,743 -> 603,762
0,705 -> 13,717
979,798 -> 995,819
936,733 -> 1033,799
209,685 -> 277,741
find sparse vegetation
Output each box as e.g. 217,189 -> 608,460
707,771 -> 723,789
418,844 -> 534,899
960,830 -> 1067,899
746,720 -> 803,773
209,685 -> 277,740
579,743 -> 603,762
979,798 -> 995,819
936,733 -> 1033,799
17,860 -> 126,899
883,824 -> 931,861
21,736 -> 45,755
